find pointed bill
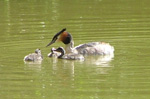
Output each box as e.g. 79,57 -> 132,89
46,28 -> 66,47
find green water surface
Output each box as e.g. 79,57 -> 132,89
0,0 -> 150,99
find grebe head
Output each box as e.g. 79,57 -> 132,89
46,28 -> 72,47
35,49 -> 41,54
47,47 -> 61,57
54,47 -> 65,58
54,47 -> 65,54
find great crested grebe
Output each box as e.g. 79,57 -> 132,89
46,28 -> 114,55
52,47 -> 84,60
24,49 -> 43,61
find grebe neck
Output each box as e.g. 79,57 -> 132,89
65,40 -> 78,54
58,48 -> 65,58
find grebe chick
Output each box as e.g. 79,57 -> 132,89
48,47 -> 61,57
46,28 -> 114,55
24,49 -> 43,61
54,47 -> 84,60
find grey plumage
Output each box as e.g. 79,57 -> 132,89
24,49 -> 43,61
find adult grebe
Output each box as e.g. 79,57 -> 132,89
24,49 -> 43,61
46,28 -> 114,55
52,47 -> 84,60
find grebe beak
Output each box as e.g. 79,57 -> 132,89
46,28 -> 66,47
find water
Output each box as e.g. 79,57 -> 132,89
0,0 -> 150,98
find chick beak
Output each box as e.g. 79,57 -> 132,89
46,28 -> 66,47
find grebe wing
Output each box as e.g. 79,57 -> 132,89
24,53 -> 36,61
75,42 -> 114,55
